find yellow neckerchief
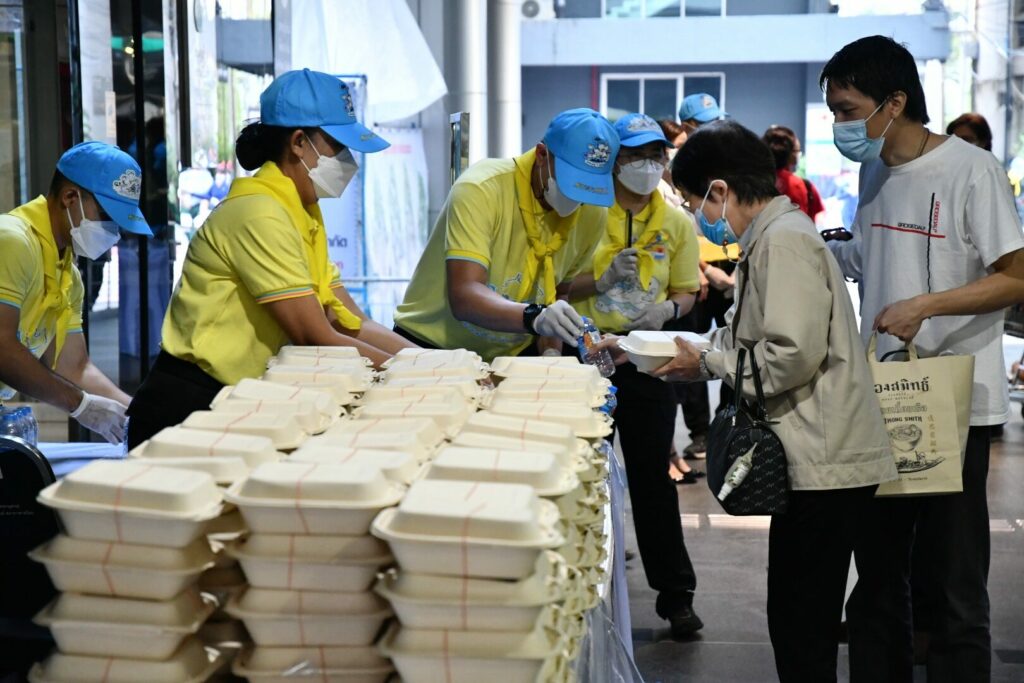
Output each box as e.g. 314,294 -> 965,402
697,235 -> 742,263
513,149 -> 581,304
8,195 -> 75,365
593,191 -> 666,291
226,162 -> 362,330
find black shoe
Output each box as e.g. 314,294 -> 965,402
669,605 -> 704,639
676,470 -> 699,485
683,435 -> 708,460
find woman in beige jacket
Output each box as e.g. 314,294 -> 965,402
624,120 -> 897,682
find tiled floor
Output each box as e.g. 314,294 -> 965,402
622,404 -> 1024,682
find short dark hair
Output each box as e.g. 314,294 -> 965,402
658,119 -> 685,142
48,169 -> 72,197
946,112 -> 992,151
235,122 -> 317,171
762,126 -> 797,171
819,35 -> 929,125
671,120 -> 778,204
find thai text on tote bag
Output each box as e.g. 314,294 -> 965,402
867,334 -> 973,497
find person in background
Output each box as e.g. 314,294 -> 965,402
946,113 -> 993,151
0,142 -> 152,443
568,113 -> 702,637
127,69 -> 412,448
763,125 -> 825,221
660,105 -> 739,463
393,108 -> 618,361
619,119 -> 897,682
822,36 -> 1024,682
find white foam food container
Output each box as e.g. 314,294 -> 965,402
490,356 -> 581,372
289,445 -> 420,485
233,646 -> 394,683
37,460 -> 224,547
28,637 -> 223,683
211,397 -> 334,434
353,401 -> 472,437
182,411 -> 309,451
459,412 -> 578,457
491,378 -> 606,408
379,623 -> 567,683
226,533 -> 392,592
382,358 -> 487,380
302,432 -> 434,464
357,384 -> 470,408
33,588 -> 215,660
129,426 -> 282,467
388,347 -> 483,364
129,454 -> 251,485
276,345 -> 368,362
371,482 -> 564,579
268,356 -> 373,372
490,357 -> 605,381
225,461 -> 405,535
322,417 -> 446,452
425,447 -> 579,498
378,374 -> 484,398
211,378 -> 338,418
449,432 -> 584,475
487,400 -> 614,439
618,330 -> 710,373
225,588 -> 393,647
264,363 -> 373,394
28,534 -> 216,601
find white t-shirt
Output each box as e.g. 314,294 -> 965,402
829,135 -> 1024,426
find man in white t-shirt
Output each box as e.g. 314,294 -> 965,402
822,36 -> 1024,683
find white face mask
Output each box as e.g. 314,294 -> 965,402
542,155 -> 581,217
616,158 -> 666,195
301,134 -> 358,199
67,197 -> 119,260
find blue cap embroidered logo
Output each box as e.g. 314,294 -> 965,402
584,139 -> 611,168
112,169 -> 141,201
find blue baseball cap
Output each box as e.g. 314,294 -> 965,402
56,141 -> 152,236
260,69 -> 390,153
614,113 -> 673,149
678,93 -> 726,124
543,108 -> 619,207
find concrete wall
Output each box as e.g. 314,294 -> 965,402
523,62 -> 813,148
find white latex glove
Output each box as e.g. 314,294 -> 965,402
595,248 -> 639,293
532,300 -> 585,347
70,392 -> 128,444
623,300 -> 676,331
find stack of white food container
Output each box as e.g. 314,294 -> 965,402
371,479 -> 576,682
223,460 -> 402,682
30,460 -> 229,682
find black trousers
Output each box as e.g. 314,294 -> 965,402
126,351 -> 225,450
847,425 -> 992,683
767,485 -> 877,683
611,361 -> 696,617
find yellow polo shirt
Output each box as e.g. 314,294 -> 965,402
161,165 -> 345,385
393,154 -> 608,361
0,196 -> 84,400
574,199 -> 700,334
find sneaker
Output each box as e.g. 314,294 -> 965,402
669,605 -> 704,639
683,435 -> 707,460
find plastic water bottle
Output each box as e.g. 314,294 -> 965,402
600,385 -> 618,415
577,317 -> 615,378
16,406 -> 38,445
0,406 -> 24,440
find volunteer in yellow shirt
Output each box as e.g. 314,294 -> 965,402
126,69 -> 414,448
0,141 -> 153,443
569,113 -> 702,639
393,108 -> 619,361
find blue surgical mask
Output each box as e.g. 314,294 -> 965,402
696,180 -> 736,246
832,101 -> 894,162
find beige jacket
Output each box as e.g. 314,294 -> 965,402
705,197 -> 897,490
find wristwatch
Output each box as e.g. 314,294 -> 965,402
522,303 -> 546,335
672,301 -> 680,320
698,348 -> 713,380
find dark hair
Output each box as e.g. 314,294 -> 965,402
658,119 -> 685,142
235,122 -> 311,171
762,126 -> 797,171
819,35 -> 929,124
48,169 -> 72,197
671,120 -> 778,204
946,112 -> 993,151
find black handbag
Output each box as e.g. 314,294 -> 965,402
705,255 -> 789,515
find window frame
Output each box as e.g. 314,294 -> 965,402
599,72 -> 727,121
599,0 -> 727,18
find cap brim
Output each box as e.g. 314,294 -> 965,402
693,108 -> 725,123
95,194 -> 153,236
553,156 -> 615,208
322,121 -> 390,153
620,132 -> 674,148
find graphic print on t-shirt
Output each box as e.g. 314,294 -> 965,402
870,193 -> 945,240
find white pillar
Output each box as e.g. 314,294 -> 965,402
487,0 -> 522,158
444,0 -> 488,163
